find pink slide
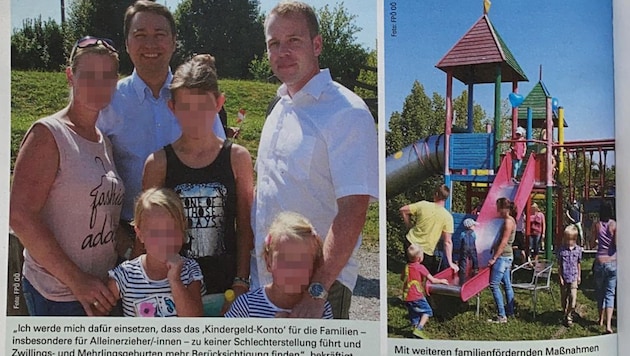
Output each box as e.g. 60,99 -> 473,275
426,153 -> 537,302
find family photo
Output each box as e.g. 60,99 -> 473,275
8,0 -> 379,321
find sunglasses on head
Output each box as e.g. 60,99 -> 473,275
69,36 -> 118,62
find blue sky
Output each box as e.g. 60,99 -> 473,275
10,0 -> 614,142
384,0 -> 615,141
10,0 -> 376,50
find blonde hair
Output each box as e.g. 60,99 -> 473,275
563,225 -> 579,242
170,54 -> 220,99
266,1 -> 319,39
69,44 -> 119,73
133,187 -> 187,235
406,244 -> 423,262
263,212 -> 323,268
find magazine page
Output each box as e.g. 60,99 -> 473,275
612,0 -> 629,352
1,0 -> 11,351
384,0 -> 618,355
3,0 -> 380,355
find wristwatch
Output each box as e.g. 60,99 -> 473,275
307,282 -> 328,300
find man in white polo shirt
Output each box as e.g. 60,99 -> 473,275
251,1 -> 378,319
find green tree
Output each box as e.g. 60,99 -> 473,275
174,0 -> 266,79
385,83 -> 488,262
452,90 -> 487,133
386,81 -> 448,152
248,52 -> 272,82
66,0 -> 133,73
385,111 -> 404,155
11,17 -> 67,71
354,49 -> 377,97
385,81 -> 444,260
317,2 -> 369,86
354,49 -> 377,119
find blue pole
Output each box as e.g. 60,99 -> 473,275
527,107 -> 533,146
467,83 -> 474,133
445,175 -> 453,211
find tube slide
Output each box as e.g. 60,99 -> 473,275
386,135 -> 445,198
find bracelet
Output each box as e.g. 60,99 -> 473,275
233,277 -> 250,287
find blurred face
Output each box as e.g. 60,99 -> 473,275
497,205 -> 510,217
135,206 -> 183,263
567,238 -> 577,247
266,236 -> 316,295
265,13 -> 322,95
169,88 -> 225,139
126,11 -> 176,78
67,53 -> 118,112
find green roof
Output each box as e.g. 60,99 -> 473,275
517,81 -> 568,128
490,22 -> 528,82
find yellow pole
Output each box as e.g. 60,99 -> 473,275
558,106 -> 564,173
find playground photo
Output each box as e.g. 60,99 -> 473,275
384,0 -> 616,340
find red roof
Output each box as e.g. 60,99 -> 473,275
436,15 -> 527,84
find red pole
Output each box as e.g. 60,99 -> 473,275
598,147 -> 605,197
546,98 -> 553,186
445,71 -> 453,177
585,150 -> 590,200
603,150 -> 608,192
566,149 -> 577,200
512,81 -> 518,135
444,71 -> 453,209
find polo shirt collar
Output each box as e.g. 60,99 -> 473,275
277,69 -> 331,101
131,69 -> 173,103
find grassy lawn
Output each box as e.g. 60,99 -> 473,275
10,70 -> 279,167
10,70 -> 379,246
387,255 -> 616,340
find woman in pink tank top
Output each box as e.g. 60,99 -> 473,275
10,37 -> 123,316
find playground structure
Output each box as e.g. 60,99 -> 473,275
386,5 -> 615,303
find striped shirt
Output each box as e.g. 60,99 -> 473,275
224,287 -> 333,319
109,255 -> 205,317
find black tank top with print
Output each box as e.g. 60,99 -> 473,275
164,140 -> 237,293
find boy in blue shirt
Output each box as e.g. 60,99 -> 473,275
458,218 -> 479,284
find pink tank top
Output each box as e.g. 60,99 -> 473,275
530,212 -> 543,235
22,116 -> 124,302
